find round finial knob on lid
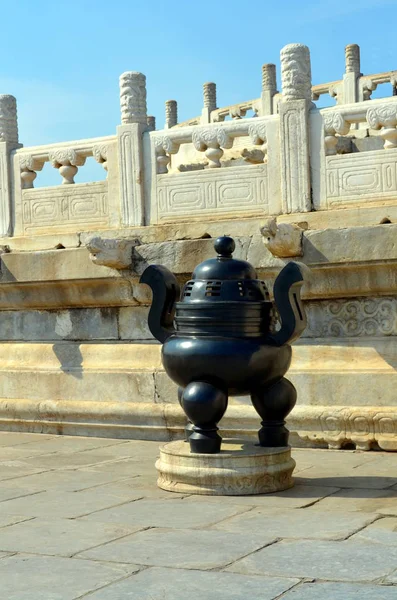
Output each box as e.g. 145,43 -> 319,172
214,236 -> 235,258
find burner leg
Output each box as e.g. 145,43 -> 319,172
181,381 -> 228,454
250,377 -> 297,447
178,386 -> 194,441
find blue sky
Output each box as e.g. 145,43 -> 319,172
1,0 -> 396,184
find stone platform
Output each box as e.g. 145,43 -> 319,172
156,440 -> 295,495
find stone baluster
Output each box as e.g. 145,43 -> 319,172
20,155 -> 45,189
147,116 -> 156,131
118,71 -> 148,226
202,82 -> 217,124
279,43 -> 312,213
343,44 -> 361,104
49,148 -> 86,184
154,136 -> 180,174
323,112 -> 351,155
92,144 -> 108,175
0,94 -> 19,236
367,104 -> 397,148
165,100 -> 178,129
261,63 -> 277,115
192,127 -> 233,168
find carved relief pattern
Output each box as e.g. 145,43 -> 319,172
119,71 -> 147,125
367,104 -> 397,129
366,103 -> 397,148
0,95 -> 18,143
280,44 -> 312,102
21,182 -> 109,233
304,297 -> 397,338
294,407 -> 397,451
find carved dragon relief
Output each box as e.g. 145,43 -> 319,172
260,217 -> 305,258
86,236 -> 140,270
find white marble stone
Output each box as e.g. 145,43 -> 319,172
156,440 -> 295,496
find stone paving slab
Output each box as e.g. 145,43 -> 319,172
91,477 -> 189,499
77,528 -> 276,569
226,538 -> 397,581
6,437 -> 130,453
307,487 -> 397,513
83,567 -> 300,600
80,497 -> 249,529
280,581 -> 397,599
0,463 -> 50,482
16,451 -> 130,470
213,508 -> 378,540
182,484 -> 340,508
11,469 -> 135,493
0,432 -> 56,446
351,517 -> 397,546
0,553 -> 140,599
0,488 -> 144,519
295,472 -> 397,489
0,517 -> 143,556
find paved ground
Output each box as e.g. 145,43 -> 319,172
0,432 -> 395,598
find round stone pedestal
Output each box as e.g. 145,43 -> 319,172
156,439 -> 295,496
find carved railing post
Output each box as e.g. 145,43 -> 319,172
279,43 -> 312,213
147,116 -> 156,131
367,104 -> 397,148
260,64 -> 277,116
343,44 -> 361,104
117,71 -> 148,226
165,100 -> 178,129
0,95 -> 19,236
202,82 -> 217,124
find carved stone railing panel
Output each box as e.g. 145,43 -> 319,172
20,181 -> 109,235
325,149 -> 397,208
155,163 -> 268,222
